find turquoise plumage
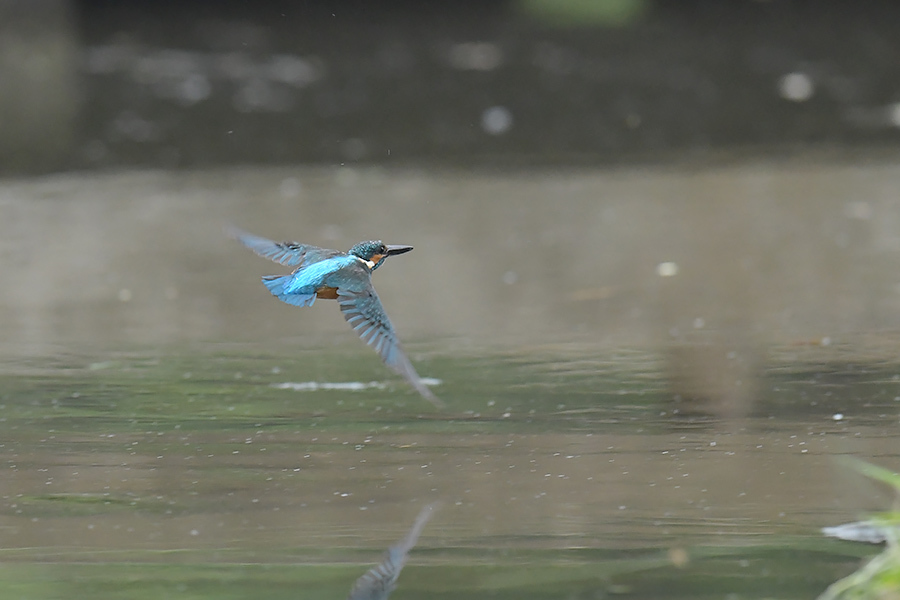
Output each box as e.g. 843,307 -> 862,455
229,227 -> 442,408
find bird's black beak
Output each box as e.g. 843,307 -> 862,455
385,244 -> 414,256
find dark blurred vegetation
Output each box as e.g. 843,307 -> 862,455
2,0 -> 900,174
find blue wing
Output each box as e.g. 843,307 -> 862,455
336,285 -> 443,408
227,226 -> 339,267
262,275 -> 317,306
347,503 -> 437,600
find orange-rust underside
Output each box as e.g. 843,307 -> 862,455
315,286 -> 339,299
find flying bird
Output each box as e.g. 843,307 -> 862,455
229,227 -> 442,408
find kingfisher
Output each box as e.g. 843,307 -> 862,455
229,227 -> 442,408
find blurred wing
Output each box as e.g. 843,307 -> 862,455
337,285 -> 443,408
347,503 -> 438,600
347,561 -> 395,600
227,226 -> 338,267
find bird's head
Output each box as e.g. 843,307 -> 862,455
349,240 -> 414,270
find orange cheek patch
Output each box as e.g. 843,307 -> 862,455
316,286 -> 339,299
370,254 -> 384,264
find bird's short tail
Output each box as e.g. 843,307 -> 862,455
262,276 -> 316,307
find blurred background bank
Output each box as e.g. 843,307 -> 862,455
4,0 -> 900,413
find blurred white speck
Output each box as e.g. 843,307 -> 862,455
889,103 -> 900,128
233,78 -> 292,113
133,50 -> 202,86
779,72 -> 814,102
113,110 -> 158,142
709,441 -> 716,447
532,42 -> 577,74
118,289 -> 132,302
176,73 -> 211,105
820,337 -> 831,347
618,505 -> 627,510
190,529 -> 199,536
84,44 -> 134,74
279,177 -> 302,198
271,381 -> 388,391
656,262 -> 679,277
335,167 -> 360,187
823,521 -> 891,543
832,413 -> 844,421
481,106 -> 513,135
341,138 -> 367,161
83,139 -> 109,163
693,317 -> 705,329
844,201 -> 872,220
216,52 -> 255,80
320,224 -> 342,241
501,270 -> 518,284
448,42 -> 503,71
267,55 -> 319,86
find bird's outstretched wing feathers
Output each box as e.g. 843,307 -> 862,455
347,503 -> 438,600
226,226 -> 338,267
230,226 -> 441,406
337,286 -> 443,408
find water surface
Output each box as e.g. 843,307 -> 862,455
0,340 -> 895,599
2,162 -> 900,597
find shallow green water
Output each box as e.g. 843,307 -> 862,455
0,341 -> 894,599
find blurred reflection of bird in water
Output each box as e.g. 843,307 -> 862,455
348,503 -> 438,600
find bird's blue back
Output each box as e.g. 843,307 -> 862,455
280,254 -> 363,295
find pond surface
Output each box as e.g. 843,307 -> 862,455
2,161 -> 900,598
0,340 -> 896,599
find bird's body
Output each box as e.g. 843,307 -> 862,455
229,228 -> 442,408
261,253 -> 365,306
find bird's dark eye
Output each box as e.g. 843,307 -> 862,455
380,244 -> 387,253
